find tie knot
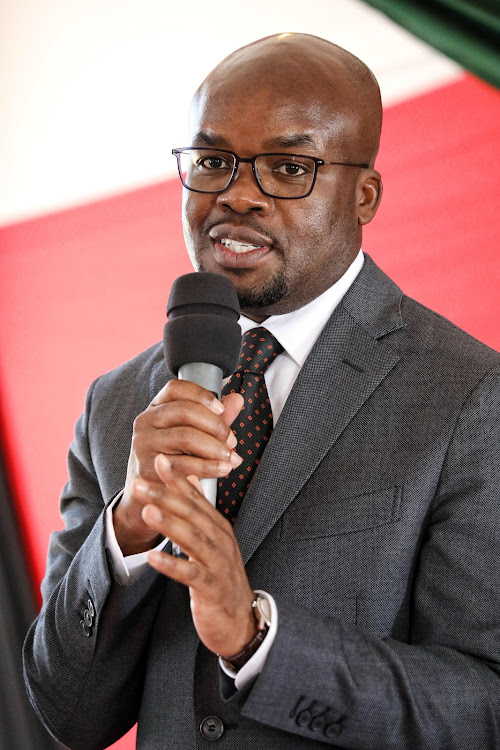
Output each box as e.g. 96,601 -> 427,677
236,327 -> 284,376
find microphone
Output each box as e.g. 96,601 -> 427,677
163,272 -> 241,512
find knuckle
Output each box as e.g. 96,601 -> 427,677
132,411 -> 147,432
168,455 -> 188,472
174,401 -> 194,424
189,526 -> 204,544
174,425 -> 192,448
164,378 -> 179,396
204,570 -> 217,587
187,564 -> 201,582
214,418 -> 230,441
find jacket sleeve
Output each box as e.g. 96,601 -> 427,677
235,366 -> 500,748
23,377 -> 166,750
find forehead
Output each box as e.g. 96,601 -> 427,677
189,84 -> 354,156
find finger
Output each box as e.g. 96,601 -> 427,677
147,548 -> 213,590
187,475 -> 204,493
151,379 -> 224,415
150,456 -> 232,535
144,400 -> 237,448
142,502 -> 221,567
133,471 -> 212,522
165,454 -> 241,479
220,392 -> 245,427
131,477 -> 165,506
145,424 -> 238,461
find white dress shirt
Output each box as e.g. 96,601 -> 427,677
105,250 -> 364,687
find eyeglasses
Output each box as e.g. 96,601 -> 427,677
172,147 -> 370,200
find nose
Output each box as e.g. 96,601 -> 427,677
216,162 -> 273,215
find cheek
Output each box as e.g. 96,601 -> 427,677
182,192 -> 196,234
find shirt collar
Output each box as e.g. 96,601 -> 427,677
238,250 -> 364,367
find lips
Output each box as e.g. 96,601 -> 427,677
208,223 -> 274,268
209,224 -> 273,250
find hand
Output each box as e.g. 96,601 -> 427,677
114,380 -> 244,556
136,454 -> 257,658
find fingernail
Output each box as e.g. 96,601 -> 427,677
148,550 -> 164,566
230,452 -> 243,468
156,454 -> 171,471
136,478 -> 162,499
211,399 -> 225,414
144,504 -> 163,524
218,461 -> 232,475
135,478 -> 149,495
226,431 -> 237,449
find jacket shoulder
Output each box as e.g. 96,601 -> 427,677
92,341 -> 167,404
400,294 -> 499,372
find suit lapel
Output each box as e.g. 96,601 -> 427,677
234,255 -> 405,565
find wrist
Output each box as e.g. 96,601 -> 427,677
113,500 -> 163,556
221,594 -> 271,671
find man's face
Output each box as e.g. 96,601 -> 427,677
182,80 -> 371,321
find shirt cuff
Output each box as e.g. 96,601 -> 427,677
219,590 -> 278,691
104,490 -> 169,584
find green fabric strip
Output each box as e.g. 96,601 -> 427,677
363,0 -> 500,89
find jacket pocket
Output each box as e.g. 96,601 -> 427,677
280,485 -> 402,541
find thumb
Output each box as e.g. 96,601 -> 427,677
221,392 -> 244,428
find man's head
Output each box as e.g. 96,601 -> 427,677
180,33 -> 383,321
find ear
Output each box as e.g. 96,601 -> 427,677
356,169 -> 382,225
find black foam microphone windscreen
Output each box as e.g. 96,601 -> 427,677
164,272 -> 241,380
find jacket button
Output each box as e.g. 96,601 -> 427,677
324,721 -> 343,738
83,609 -> 93,627
80,620 -> 91,637
87,598 -> 95,618
200,716 -> 224,740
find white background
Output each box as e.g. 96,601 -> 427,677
0,0 -> 461,225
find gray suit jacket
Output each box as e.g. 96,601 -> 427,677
24,256 -> 500,749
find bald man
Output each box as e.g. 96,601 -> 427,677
24,34 -> 500,749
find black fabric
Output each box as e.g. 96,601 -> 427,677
164,272 -> 241,377
164,314 -> 242,377
217,327 -> 284,523
167,271 -> 240,318
0,430 -> 62,749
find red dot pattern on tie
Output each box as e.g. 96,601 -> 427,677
217,327 -> 283,524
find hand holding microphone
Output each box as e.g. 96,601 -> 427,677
113,273 -> 243,557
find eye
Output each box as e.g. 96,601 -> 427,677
276,163 -> 305,176
271,158 -> 313,178
196,155 -> 231,170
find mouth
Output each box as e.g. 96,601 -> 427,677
219,238 -> 263,254
208,224 -> 274,269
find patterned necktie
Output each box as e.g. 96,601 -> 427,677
217,327 -> 284,524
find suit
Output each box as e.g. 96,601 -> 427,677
24,255 -> 500,749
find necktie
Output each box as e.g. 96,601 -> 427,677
217,327 -> 284,524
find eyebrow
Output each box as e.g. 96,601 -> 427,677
262,133 -> 318,150
192,131 -> 228,147
192,131 -> 318,151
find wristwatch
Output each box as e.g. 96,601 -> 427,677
222,593 -> 272,672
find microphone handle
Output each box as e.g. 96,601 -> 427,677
171,362 -> 223,556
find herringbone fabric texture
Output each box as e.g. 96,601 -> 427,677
217,327 -> 283,523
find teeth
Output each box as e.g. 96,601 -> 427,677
220,238 -> 261,253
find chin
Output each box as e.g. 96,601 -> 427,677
236,274 -> 287,311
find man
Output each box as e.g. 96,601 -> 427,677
24,33 -> 500,749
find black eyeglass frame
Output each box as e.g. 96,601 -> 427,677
172,147 -> 371,200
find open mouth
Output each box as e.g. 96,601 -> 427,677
208,224 -> 274,269
219,238 -> 264,254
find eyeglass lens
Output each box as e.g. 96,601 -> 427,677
176,149 -> 317,198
